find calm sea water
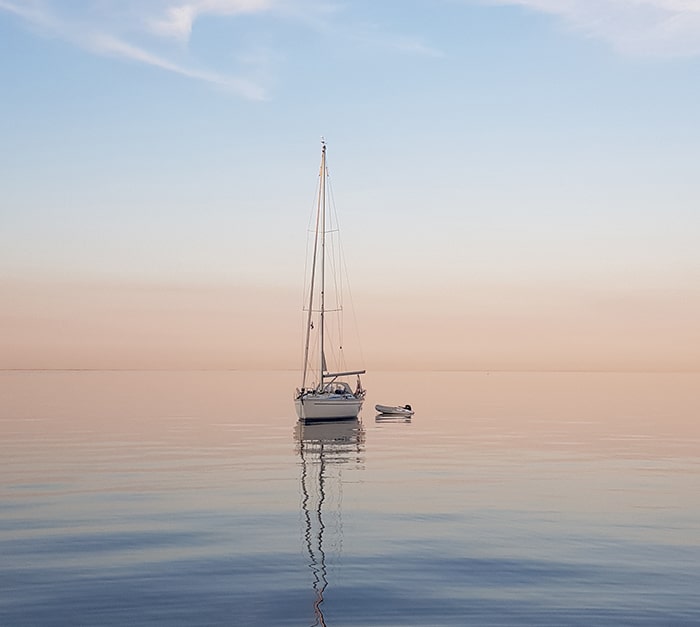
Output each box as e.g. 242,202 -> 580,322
1,370 -> 699,626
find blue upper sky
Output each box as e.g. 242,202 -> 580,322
2,0 -> 699,291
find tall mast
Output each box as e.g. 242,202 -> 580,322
319,140 -> 327,383
301,143 -> 324,390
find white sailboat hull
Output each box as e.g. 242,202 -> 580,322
295,395 -> 364,421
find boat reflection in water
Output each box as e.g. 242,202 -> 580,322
295,418 -> 365,627
375,413 -> 412,424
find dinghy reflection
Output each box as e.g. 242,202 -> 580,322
375,413 -> 412,424
295,418 -> 365,627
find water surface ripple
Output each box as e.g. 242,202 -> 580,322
1,371 -> 698,625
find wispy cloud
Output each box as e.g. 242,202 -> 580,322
1,0 -> 445,98
351,24 -> 446,59
150,0 -> 273,41
483,0 -> 700,57
87,32 -> 267,99
0,0 -> 273,99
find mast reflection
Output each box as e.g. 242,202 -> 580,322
295,418 -> 365,627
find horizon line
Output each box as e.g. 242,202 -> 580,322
2,368 -> 698,374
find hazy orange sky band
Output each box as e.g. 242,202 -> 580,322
2,279 -> 698,372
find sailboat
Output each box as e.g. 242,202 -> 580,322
294,140 -> 366,421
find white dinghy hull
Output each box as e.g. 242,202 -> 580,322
375,404 -> 414,416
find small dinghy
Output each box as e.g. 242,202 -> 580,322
375,404 -> 414,416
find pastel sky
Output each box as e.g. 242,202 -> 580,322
1,0 -> 699,371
